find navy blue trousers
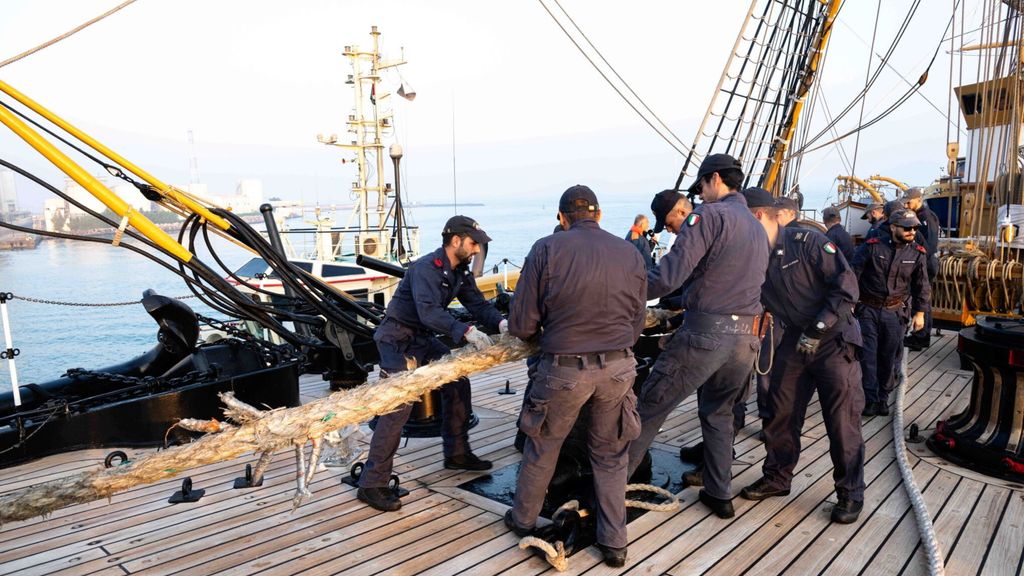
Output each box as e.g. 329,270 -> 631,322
360,319 -> 472,488
761,329 -> 866,501
857,306 -> 904,405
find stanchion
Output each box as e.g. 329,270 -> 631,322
0,292 -> 21,407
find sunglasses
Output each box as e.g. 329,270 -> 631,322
894,225 -> 919,231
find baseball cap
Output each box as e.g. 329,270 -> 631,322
443,215 -> 492,244
558,185 -> 600,214
822,206 -> 840,221
686,153 -> 743,194
890,209 -> 921,228
741,186 -> 775,208
651,189 -> 686,233
775,196 -> 800,212
860,202 -> 883,220
883,199 -> 905,217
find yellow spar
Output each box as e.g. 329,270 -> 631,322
0,79 -> 231,232
0,103 -> 194,263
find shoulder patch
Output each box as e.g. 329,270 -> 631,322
433,258 -> 443,268
915,244 -> 927,254
866,238 -> 881,245
823,242 -> 837,255
687,213 -> 701,227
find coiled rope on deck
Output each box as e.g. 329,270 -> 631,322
518,484 -> 681,571
0,337 -> 537,524
895,347 -> 945,575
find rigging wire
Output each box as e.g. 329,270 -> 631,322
837,15 -> 967,138
850,0 -> 883,177
535,0 -> 690,156
0,0 -> 140,68
788,5 -> 959,162
794,0 -> 924,155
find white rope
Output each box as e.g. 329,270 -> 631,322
517,484 -> 680,571
625,483 -> 682,512
895,348 -> 945,575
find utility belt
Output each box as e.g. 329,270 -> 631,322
545,348 -> 632,369
859,295 -> 906,311
682,311 -> 762,336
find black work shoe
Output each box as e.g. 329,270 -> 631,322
862,402 -> 877,417
357,486 -> 401,512
831,498 -> 863,524
699,489 -> 735,519
740,477 -> 791,501
444,452 -> 493,471
504,509 -> 534,537
874,401 -> 890,416
596,543 -> 628,568
679,441 -> 704,463
682,463 -> 704,487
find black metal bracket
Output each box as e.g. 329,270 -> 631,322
104,450 -> 129,468
0,292 -> 11,304
0,348 -> 18,360
233,463 -> 264,489
497,379 -> 516,395
168,477 -> 205,503
340,461 -> 408,497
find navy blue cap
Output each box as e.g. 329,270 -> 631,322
443,215 -> 491,244
822,206 -> 840,221
651,189 -> 686,233
559,185 -> 599,214
741,186 -> 775,208
687,153 -> 743,193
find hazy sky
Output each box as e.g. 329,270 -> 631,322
0,1 -> 974,212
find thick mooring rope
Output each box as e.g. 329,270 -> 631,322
0,338 -> 537,524
895,350 -> 945,575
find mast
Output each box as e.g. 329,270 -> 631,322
317,26 -> 416,263
761,0 -> 842,194
674,0 -> 842,196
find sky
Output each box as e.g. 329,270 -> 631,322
0,0 -> 980,214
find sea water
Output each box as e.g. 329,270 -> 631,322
0,197 -> 662,386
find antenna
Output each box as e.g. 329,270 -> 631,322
187,129 -> 200,186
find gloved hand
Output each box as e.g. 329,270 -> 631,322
464,326 -> 494,351
796,333 -> 821,357
499,319 -> 509,335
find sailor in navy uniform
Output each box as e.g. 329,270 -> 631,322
902,187 -> 941,350
626,154 -> 769,519
850,209 -> 931,417
357,215 -> 506,512
737,187 -> 867,524
822,205 -> 856,262
506,185 -> 647,567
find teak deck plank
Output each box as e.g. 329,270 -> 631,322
0,334 -> 1021,576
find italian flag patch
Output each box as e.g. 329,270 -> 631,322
823,242 -> 837,254
687,213 -> 701,227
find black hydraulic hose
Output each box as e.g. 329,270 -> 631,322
0,157 -> 161,252
356,254 -> 407,278
211,209 -> 381,329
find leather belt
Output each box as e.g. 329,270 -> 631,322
860,295 -> 905,310
682,312 -> 761,335
548,349 -> 631,368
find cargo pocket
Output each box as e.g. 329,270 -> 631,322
611,365 -> 638,385
687,332 -> 721,351
519,397 -> 549,438
640,355 -> 679,406
619,391 -> 641,441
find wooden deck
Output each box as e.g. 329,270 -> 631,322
2,332 -> 1022,575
